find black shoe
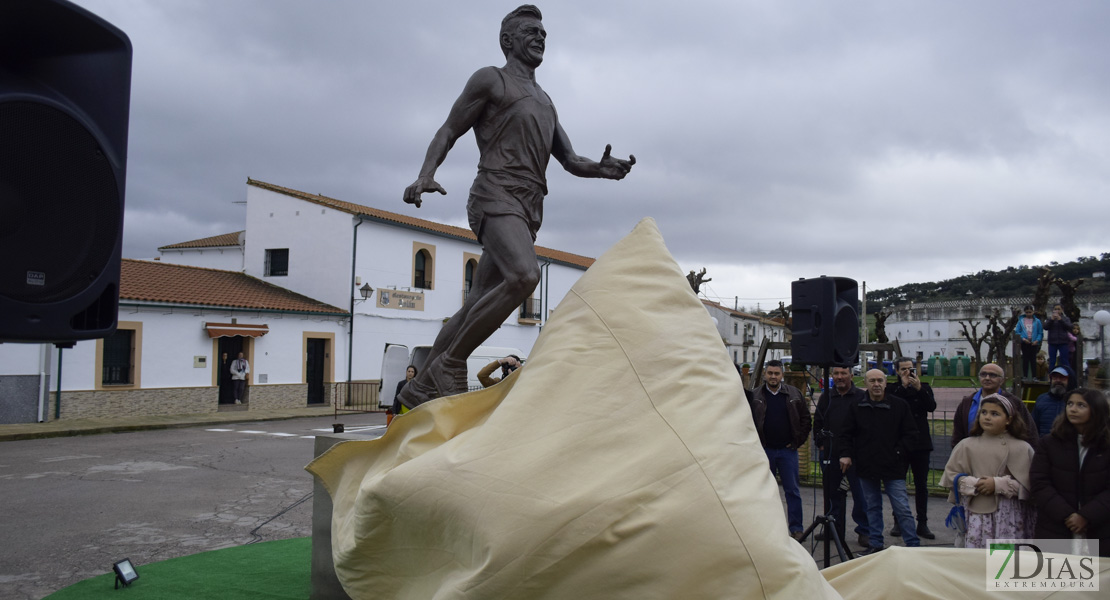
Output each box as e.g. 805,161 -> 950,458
859,546 -> 885,556
917,523 -> 936,540
889,523 -> 901,537
857,533 -> 870,547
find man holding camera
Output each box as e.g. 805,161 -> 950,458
813,365 -> 870,547
749,360 -> 812,541
885,357 -> 937,540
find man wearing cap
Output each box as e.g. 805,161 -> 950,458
1031,366 -> 1072,437
951,362 -> 1034,447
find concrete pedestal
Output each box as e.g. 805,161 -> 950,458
310,433 -> 360,600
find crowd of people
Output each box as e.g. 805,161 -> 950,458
748,356 -> 1109,558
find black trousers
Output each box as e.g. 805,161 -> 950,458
1020,342 -> 1041,379
907,450 -> 931,523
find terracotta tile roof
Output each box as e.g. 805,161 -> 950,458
159,231 -> 244,250
246,178 -> 595,270
120,259 -> 347,315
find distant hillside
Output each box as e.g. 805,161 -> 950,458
866,253 -> 1110,310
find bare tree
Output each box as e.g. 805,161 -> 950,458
958,319 -> 988,364
985,308 -> 1020,370
1032,267 -> 1054,318
874,309 -> 892,344
1053,276 -> 1085,323
686,268 -> 712,294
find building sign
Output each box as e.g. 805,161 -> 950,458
378,289 -> 424,311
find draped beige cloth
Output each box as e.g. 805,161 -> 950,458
307,218 -> 1108,599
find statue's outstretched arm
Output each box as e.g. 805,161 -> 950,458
552,120 -> 635,181
404,67 -> 501,207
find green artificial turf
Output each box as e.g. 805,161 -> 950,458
46,537 -> 311,600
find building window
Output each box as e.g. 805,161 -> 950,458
519,297 -> 542,323
96,321 -> 142,389
733,323 -> 738,335
265,249 -> 289,276
102,329 -> 133,384
464,259 -> 477,295
412,242 -> 436,290
414,250 -> 432,289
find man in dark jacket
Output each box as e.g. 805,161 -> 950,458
813,365 -> 869,547
951,362 -> 1034,447
749,360 -> 812,541
1032,367 -> 1071,437
839,369 -> 920,554
885,357 -> 937,540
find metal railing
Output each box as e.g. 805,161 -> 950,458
519,297 -> 541,321
800,410 -> 959,496
334,381 -> 383,417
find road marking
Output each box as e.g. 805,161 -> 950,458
238,430 -> 267,434
268,432 -> 298,437
311,425 -> 386,433
205,428 -> 235,432
40,455 -> 100,463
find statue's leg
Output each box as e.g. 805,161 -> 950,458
397,215 -> 539,408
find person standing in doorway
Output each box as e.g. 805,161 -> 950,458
218,352 -> 234,404
230,351 -> 249,405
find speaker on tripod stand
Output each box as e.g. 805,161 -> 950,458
0,0 -> 132,344
790,276 -> 860,566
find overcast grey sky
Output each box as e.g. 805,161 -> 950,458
71,0 -> 1109,310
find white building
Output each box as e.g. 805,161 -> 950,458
702,300 -> 789,366
0,259 -> 348,422
885,296 -> 1110,365
0,179 -> 594,423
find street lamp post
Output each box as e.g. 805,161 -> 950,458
1094,310 -> 1110,384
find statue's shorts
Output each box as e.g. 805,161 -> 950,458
467,170 -> 545,243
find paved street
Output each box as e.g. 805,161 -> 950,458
0,412 -> 386,600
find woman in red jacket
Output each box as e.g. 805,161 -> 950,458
1030,388 -> 1110,556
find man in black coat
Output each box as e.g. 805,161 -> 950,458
839,369 -> 920,554
813,365 -> 869,547
885,357 -> 937,540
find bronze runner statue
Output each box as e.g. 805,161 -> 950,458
398,5 -> 635,409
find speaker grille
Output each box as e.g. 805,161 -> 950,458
0,101 -> 121,303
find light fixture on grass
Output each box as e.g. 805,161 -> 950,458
113,558 -> 139,589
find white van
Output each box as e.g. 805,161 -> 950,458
379,344 -> 524,409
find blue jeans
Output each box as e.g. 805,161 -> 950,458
1048,343 -> 1070,372
820,450 -> 869,540
859,477 -> 919,549
766,448 -> 803,533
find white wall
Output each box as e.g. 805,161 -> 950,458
245,186 -> 354,309
6,306 -> 348,392
158,246 -> 243,271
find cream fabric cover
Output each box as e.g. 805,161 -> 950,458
308,218 -> 837,599
307,218 -> 1108,599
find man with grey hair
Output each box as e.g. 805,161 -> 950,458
951,362 -> 1033,447
399,5 -> 635,408
839,369 -> 920,554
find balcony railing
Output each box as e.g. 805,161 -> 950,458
519,297 -> 542,321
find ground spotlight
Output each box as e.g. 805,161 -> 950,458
112,558 -> 139,589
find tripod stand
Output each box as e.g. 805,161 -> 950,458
796,460 -> 854,567
796,364 -> 854,567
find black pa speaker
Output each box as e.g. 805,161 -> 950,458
790,276 -> 859,366
0,0 -> 132,343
